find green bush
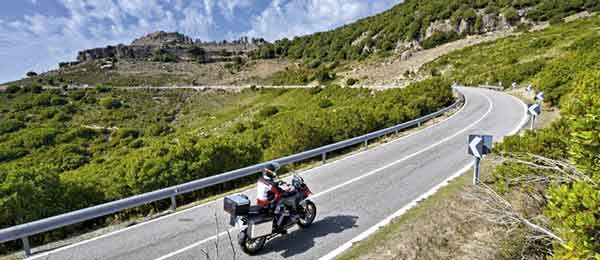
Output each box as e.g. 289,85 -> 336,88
258,106 -> 279,117
68,90 -> 86,101
5,85 -> 20,93
422,31 -> 460,49
99,97 -> 122,109
0,119 -> 24,134
315,70 -> 335,83
319,99 -> 334,108
309,86 -> 322,95
503,7 -> 520,24
95,85 -> 112,93
50,96 -> 67,106
346,78 -> 358,86
548,16 -> 564,25
33,93 -> 53,106
17,128 -> 59,149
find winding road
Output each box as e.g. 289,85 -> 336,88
27,87 -> 527,260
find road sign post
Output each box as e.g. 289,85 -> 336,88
473,157 -> 481,185
528,103 -> 541,130
468,135 -> 493,185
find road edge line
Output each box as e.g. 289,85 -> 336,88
151,88 -> 491,259
318,162 -> 475,260
26,90 -> 469,260
320,89 -> 529,260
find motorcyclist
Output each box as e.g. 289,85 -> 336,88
256,163 -> 281,207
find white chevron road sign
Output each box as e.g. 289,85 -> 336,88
528,103 -> 541,116
468,135 -> 493,158
535,92 -> 545,102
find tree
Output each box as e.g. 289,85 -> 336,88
26,71 -> 38,78
5,85 -> 20,93
503,7 -> 520,25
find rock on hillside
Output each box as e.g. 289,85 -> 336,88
130,31 -> 194,46
73,31 -> 267,64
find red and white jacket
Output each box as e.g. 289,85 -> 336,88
256,176 -> 280,206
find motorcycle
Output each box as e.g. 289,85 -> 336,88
223,174 -> 317,255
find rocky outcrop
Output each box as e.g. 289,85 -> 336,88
424,8 -> 528,40
425,20 -> 455,39
131,31 -> 193,46
481,13 -> 511,32
73,31 -> 266,64
77,44 -> 154,62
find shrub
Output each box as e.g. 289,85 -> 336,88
503,7 -> 520,25
309,86 -> 322,95
258,106 -> 279,117
128,139 -> 144,149
50,96 -> 67,106
548,16 -> 564,25
33,93 -> 53,106
515,22 -> 531,33
308,59 -> 321,68
26,71 -> 38,77
95,85 -> 112,93
5,85 -> 20,93
0,119 -> 24,134
114,128 -> 140,140
0,145 -> 27,162
422,31 -> 460,49
314,70 -> 335,83
19,128 -> 59,149
69,90 -> 86,101
346,78 -> 358,86
319,99 -> 333,108
99,97 -> 122,109
22,85 -> 43,93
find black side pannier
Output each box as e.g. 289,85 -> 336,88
224,194 -> 250,216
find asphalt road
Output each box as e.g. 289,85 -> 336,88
28,87 -> 527,260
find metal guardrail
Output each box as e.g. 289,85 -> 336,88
0,90 -> 465,255
479,85 -> 504,91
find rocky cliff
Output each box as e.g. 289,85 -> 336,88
75,31 -> 266,64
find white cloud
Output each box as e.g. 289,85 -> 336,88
246,0 -> 399,40
0,0 -> 401,83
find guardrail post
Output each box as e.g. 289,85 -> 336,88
363,140 -> 368,150
418,121 -> 422,127
170,196 -> 177,211
21,237 -> 31,256
321,153 -> 327,164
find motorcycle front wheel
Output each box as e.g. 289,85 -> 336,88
238,228 -> 267,255
297,200 -> 316,228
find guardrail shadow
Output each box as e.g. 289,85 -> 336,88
257,214 -> 359,258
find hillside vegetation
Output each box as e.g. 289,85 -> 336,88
424,13 -> 600,105
429,14 -> 600,259
338,14 -> 599,260
257,0 -> 599,64
0,80 -> 453,252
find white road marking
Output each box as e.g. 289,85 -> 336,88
506,90 -> 530,136
27,89 -> 470,260
319,162 -> 475,260
320,90 -> 530,260
152,89 -> 493,260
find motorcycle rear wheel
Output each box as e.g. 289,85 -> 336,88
297,200 -> 316,228
238,228 -> 267,255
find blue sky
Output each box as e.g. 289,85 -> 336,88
0,0 -> 401,83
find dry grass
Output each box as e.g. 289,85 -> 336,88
337,153 -> 548,260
